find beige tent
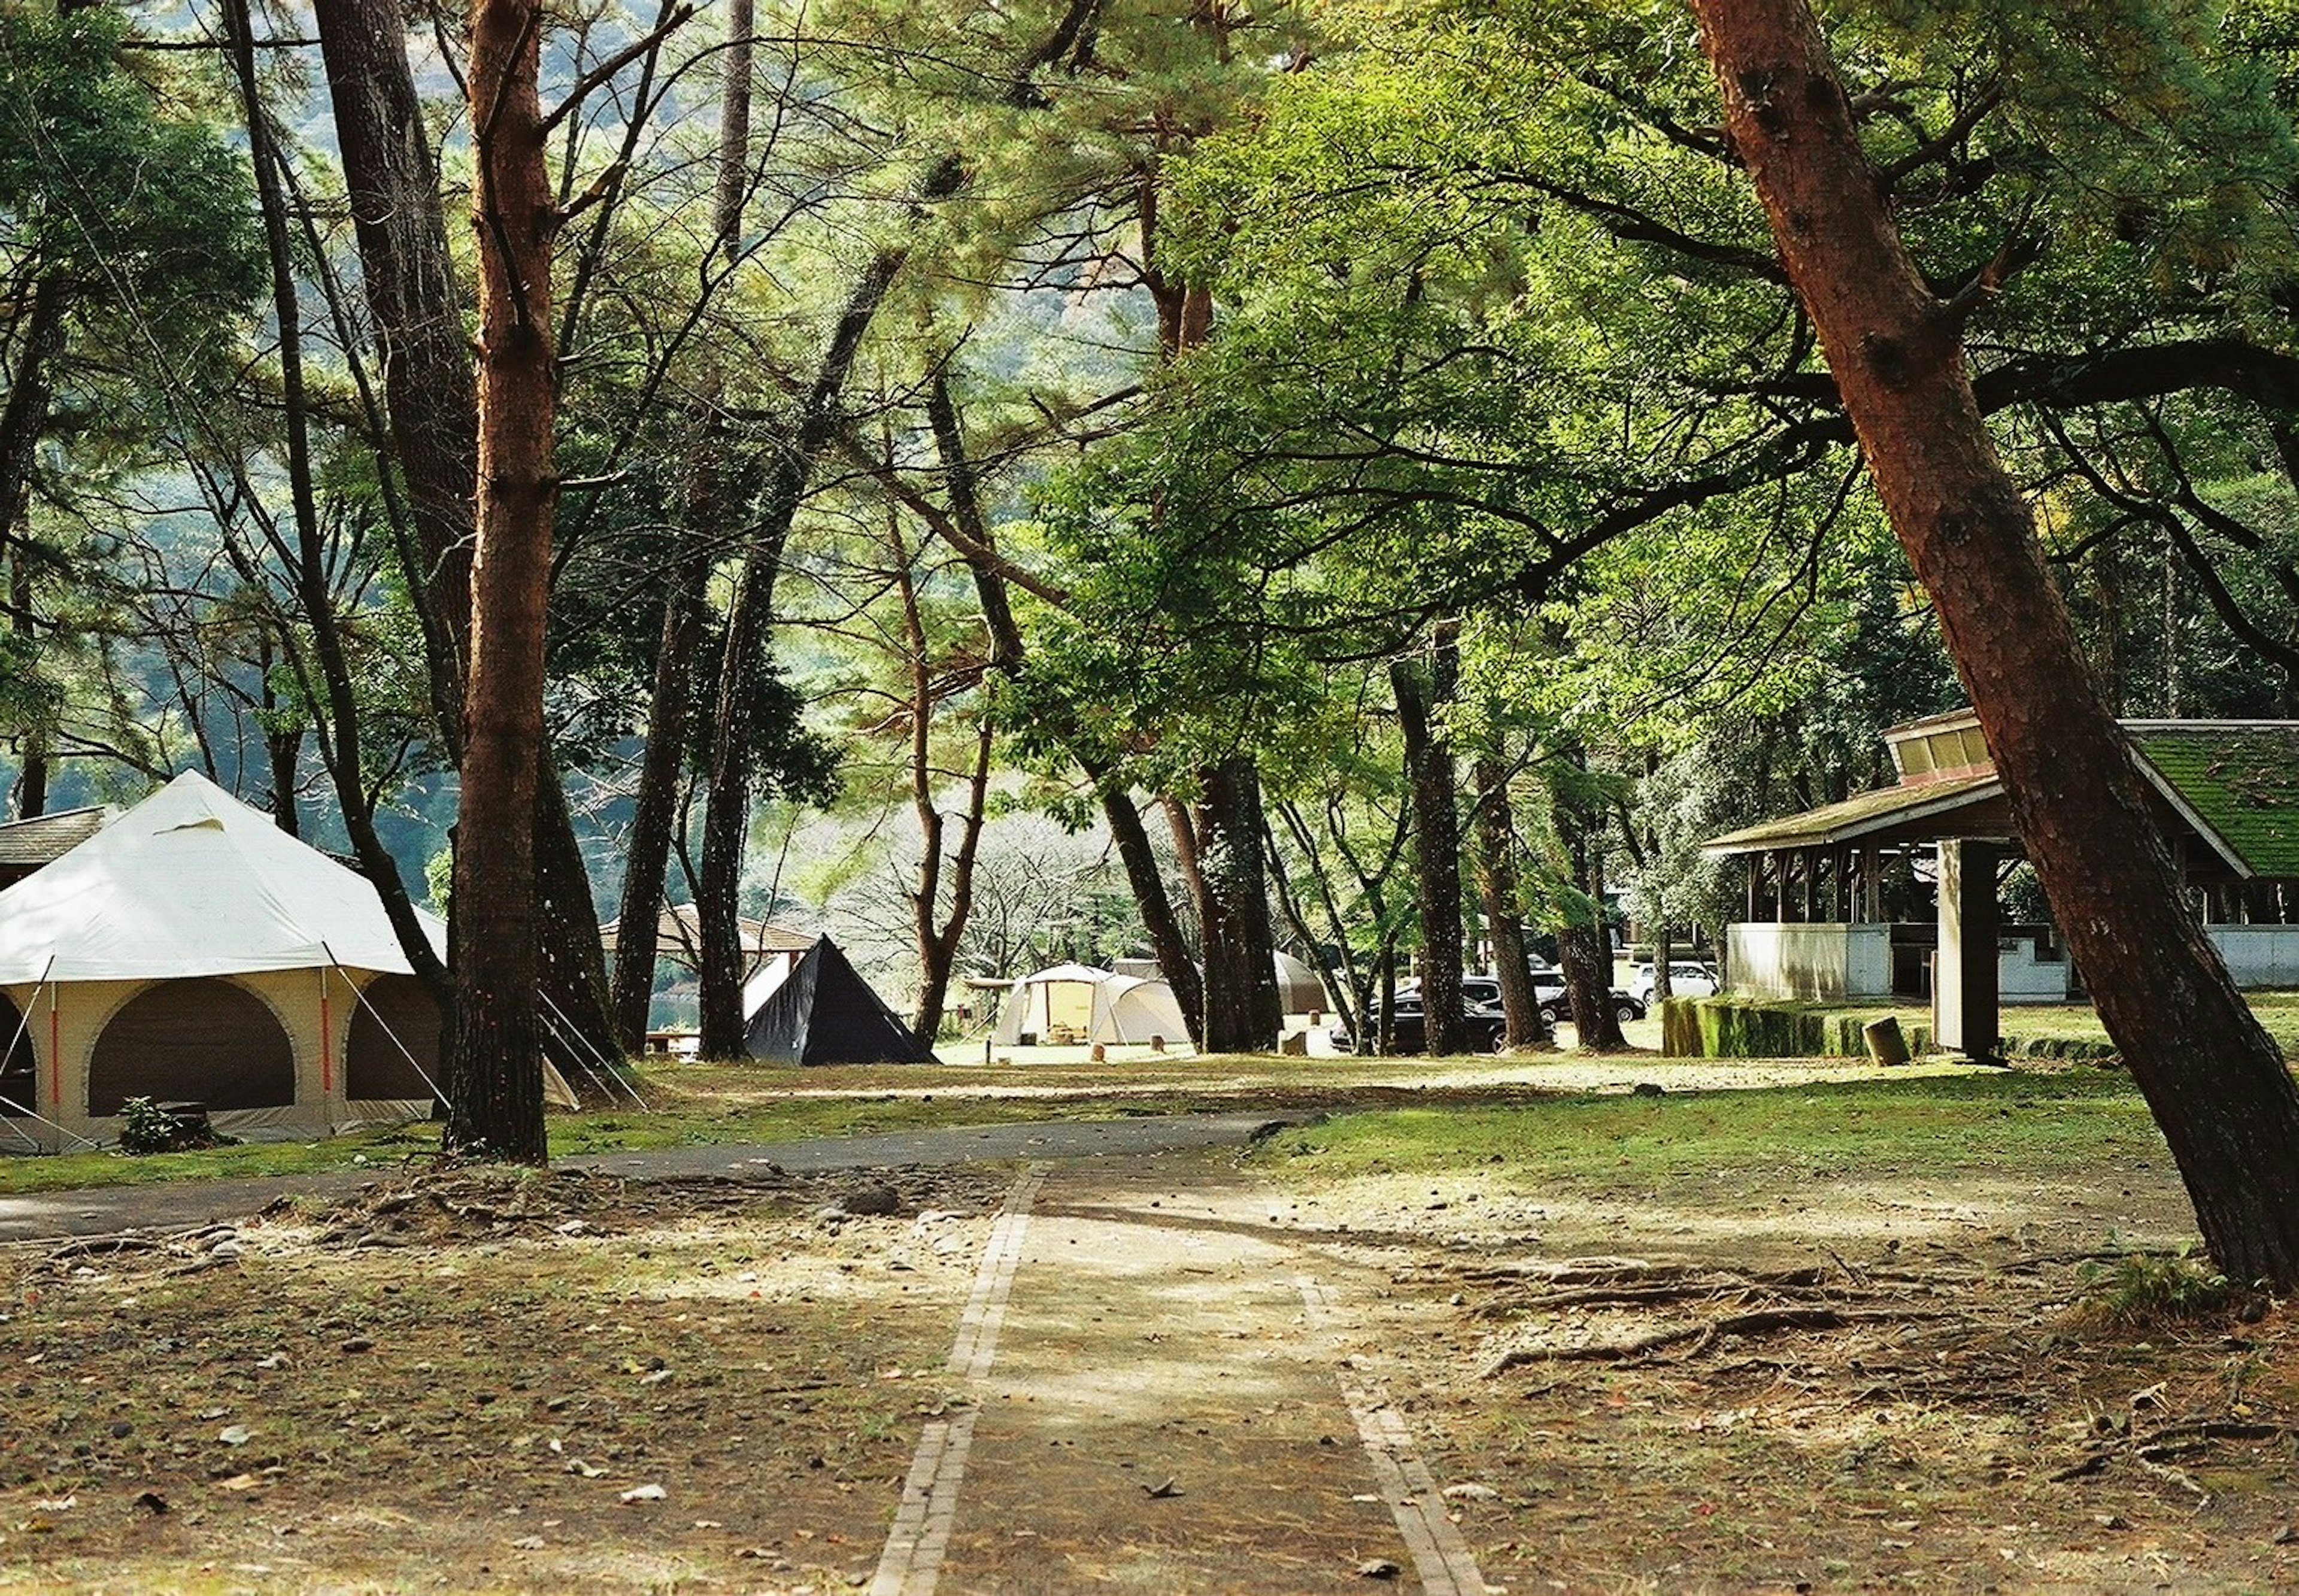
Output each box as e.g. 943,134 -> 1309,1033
994,963 -> 1191,1047
0,773 -> 469,1149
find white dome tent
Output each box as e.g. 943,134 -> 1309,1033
994,963 -> 1191,1048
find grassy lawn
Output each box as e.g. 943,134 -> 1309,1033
1250,1065 -> 2164,1193
0,1052 -> 1563,1196
1869,987 -> 2299,1051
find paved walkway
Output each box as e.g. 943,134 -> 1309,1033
0,1111 -> 1314,1243
870,1158 -> 1490,1595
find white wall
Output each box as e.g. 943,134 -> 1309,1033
1999,937 -> 2073,1004
2207,926 -> 2299,988
1725,924 -> 1893,1001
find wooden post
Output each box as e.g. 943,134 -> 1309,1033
1861,843 -> 1882,923
1936,839 -> 2001,1060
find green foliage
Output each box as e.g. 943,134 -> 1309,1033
2070,1247 -> 2234,1328
115,1096 -> 229,1156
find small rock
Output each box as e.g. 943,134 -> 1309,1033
2275,1524 -> 2298,1546
1143,1477 -> 1181,1499
1631,1082 -> 1666,1097
841,1184 -> 900,1218
134,1491 -> 169,1515
1357,1558 -> 1402,1580
510,1535 -> 545,1550
617,1483 -> 667,1504
340,1337 -> 375,1355
217,1425 -> 252,1446
1443,1482 -> 1500,1500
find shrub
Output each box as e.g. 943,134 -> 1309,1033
2069,1248 -> 2233,1331
116,1097 -> 229,1155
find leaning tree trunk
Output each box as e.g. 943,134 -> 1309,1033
1392,629 -> 1465,1055
446,0 -> 554,1162
1696,0 -> 2299,1286
227,0 -> 453,1004
609,2 -> 753,1053
1196,755 -> 1281,1052
696,246 -> 916,1058
923,366 -> 1206,1041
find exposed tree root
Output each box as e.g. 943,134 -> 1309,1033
1481,1306 -> 1964,1376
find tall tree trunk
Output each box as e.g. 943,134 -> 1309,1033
608,1 -> 752,1052
1392,629 -> 1464,1055
1472,754 -> 1546,1048
1,275 -> 66,821
696,235 -> 927,1058
1196,756 -> 1280,1052
227,0 -> 451,1004
609,536 -> 709,1051
1696,0 -> 2299,1286
315,0 -> 618,1067
447,0 -> 555,1161
311,0 -> 475,730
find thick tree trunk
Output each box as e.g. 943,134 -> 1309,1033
1472,755 -> 1547,1048
1,275 -> 66,821
1696,0 -> 2299,1286
1392,631 -> 1464,1055
1196,755 -> 1281,1053
315,0 -> 617,1069
447,0 -> 555,1161
228,0 -> 452,1006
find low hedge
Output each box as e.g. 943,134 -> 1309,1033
1660,996 -> 2113,1063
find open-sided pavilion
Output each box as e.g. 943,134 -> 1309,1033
1702,709 -> 2299,1057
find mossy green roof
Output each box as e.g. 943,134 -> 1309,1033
2127,723 -> 2299,879
1701,771 -> 2004,853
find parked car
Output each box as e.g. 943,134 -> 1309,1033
1538,984 -> 1647,1027
1331,993 -> 1509,1054
1452,971 -> 1646,1029
1628,960 -> 1721,1003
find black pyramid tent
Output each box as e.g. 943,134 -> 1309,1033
743,936 -> 937,1066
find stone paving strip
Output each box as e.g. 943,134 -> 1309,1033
871,1155 -> 1497,1594
1297,1277 -> 1491,1596
871,1166 -> 1046,1596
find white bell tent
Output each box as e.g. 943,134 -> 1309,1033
0,772 -> 453,1149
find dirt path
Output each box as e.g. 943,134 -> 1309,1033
870,1155 -> 1490,1595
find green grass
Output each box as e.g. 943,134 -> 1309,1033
0,1051 -> 1481,1194
1251,1067 -> 2162,1191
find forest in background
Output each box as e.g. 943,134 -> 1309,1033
10,0 -> 2299,1057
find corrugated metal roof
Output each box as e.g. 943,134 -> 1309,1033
0,806 -> 108,868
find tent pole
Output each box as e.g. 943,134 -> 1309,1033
2,958 -> 99,1152
324,946 -> 448,1112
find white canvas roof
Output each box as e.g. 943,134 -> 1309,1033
0,770 -> 444,985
